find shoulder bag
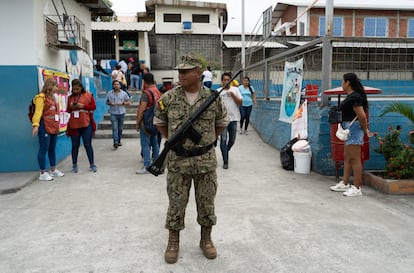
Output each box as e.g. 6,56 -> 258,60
336,116 -> 357,141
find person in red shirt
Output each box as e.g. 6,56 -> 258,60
66,79 -> 97,173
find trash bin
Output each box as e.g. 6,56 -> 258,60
292,139 -> 312,174
294,151 -> 312,174
306,84 -> 318,102
323,86 -> 381,177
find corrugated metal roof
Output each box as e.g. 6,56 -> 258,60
91,22 -> 154,31
223,41 -> 288,48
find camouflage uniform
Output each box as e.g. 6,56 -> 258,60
155,85 -> 228,230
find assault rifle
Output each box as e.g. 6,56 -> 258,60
147,70 -> 243,176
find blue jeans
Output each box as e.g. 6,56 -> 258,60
70,123 -> 94,165
343,120 -> 364,146
130,74 -> 140,90
220,121 -> 237,163
110,113 -> 125,144
140,127 -> 160,168
37,119 -> 57,171
240,105 -> 253,130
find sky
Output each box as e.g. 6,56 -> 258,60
110,0 -> 278,34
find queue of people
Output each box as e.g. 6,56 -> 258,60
95,57 -> 149,92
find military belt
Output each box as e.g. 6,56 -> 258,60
173,143 -> 214,157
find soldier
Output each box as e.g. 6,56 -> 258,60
154,55 -> 228,264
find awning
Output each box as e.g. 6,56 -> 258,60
91,22 -> 154,31
324,86 -> 382,95
223,41 -> 287,48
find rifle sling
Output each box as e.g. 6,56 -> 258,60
172,142 -> 214,157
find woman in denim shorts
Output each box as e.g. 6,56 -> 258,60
330,73 -> 372,197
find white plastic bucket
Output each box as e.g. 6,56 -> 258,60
293,151 -> 312,174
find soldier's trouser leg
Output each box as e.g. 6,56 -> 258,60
165,171 -> 192,230
194,171 -> 218,258
194,171 -> 217,226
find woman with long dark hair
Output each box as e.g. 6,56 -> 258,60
330,73 -> 372,196
66,79 -> 97,173
238,76 -> 256,134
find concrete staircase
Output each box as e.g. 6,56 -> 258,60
95,90 -> 141,139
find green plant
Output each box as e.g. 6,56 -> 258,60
385,147 -> 414,179
374,125 -> 414,179
380,102 -> 414,144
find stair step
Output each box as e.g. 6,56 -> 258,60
98,120 -> 137,130
94,129 -> 140,139
102,103 -> 139,114
103,113 -> 137,121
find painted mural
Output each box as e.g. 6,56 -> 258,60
65,49 -> 93,80
37,68 -> 70,134
280,58 -> 303,123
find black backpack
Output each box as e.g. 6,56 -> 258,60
28,99 -> 36,122
328,106 -> 342,124
28,95 -> 46,122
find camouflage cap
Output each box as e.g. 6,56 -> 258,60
175,55 -> 202,70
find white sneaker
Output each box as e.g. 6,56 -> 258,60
330,181 -> 350,192
50,169 -> 64,177
136,167 -> 148,174
243,129 -> 248,135
39,172 -> 53,181
239,129 -> 243,134
343,185 -> 362,197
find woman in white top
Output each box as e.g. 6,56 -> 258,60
202,66 -> 213,88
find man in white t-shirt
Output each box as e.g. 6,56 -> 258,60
202,66 -> 213,88
218,72 -> 242,169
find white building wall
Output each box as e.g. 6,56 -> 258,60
155,6 -> 220,34
38,0 -> 93,73
0,0 -> 93,72
297,7 -> 308,36
0,0 -> 37,65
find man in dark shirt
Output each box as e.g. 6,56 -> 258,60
94,59 -> 108,75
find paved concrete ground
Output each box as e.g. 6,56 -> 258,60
1,128 -> 414,273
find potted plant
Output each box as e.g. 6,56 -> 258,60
373,125 -> 414,179
364,102 -> 414,194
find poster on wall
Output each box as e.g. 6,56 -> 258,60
291,99 -> 308,140
37,68 -> 70,134
279,58 -> 303,123
65,49 -> 94,80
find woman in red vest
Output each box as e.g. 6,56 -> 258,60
31,78 -> 64,181
66,79 -> 97,173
